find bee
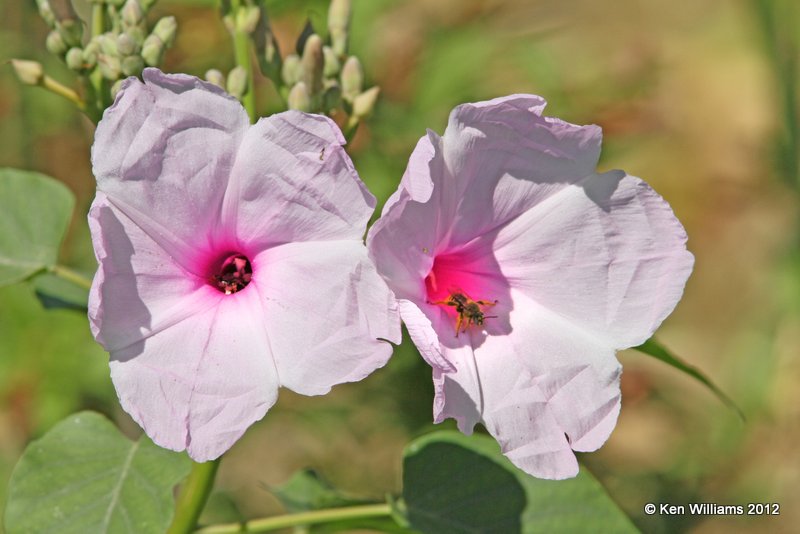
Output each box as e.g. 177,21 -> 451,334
319,147 -> 326,161
431,291 -> 498,337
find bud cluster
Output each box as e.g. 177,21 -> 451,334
278,0 -> 379,125
33,0 -> 176,99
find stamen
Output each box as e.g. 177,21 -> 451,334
211,253 -> 252,294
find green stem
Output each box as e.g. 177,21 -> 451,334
194,503 -> 393,534
231,1 -> 257,122
40,75 -> 86,110
50,265 -> 93,290
168,459 -> 222,534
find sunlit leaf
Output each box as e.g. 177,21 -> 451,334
634,337 -> 745,420
0,168 -> 74,287
4,411 -> 191,534
401,431 -> 638,534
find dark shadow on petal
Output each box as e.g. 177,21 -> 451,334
93,204 -> 150,361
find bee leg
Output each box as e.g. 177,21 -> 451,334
477,299 -> 498,307
429,299 -> 456,306
454,313 -> 463,337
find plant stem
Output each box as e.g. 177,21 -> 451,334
168,459 -> 222,534
231,1 -> 257,122
194,503 -> 393,534
40,75 -> 86,110
51,265 -> 93,290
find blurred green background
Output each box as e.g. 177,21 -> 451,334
1,0 -> 799,532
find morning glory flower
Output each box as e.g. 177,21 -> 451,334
89,68 -> 400,461
367,95 -> 693,479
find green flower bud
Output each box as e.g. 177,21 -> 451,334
141,34 -> 164,66
65,47 -> 84,71
226,66 -> 248,99
340,56 -> 363,103
110,79 -> 124,100
205,69 -> 225,89
301,34 -> 324,97
57,19 -> 83,48
125,26 -> 146,46
327,0 -> 351,58
140,0 -> 157,10
82,44 -> 98,69
295,19 -> 315,55
281,54 -> 301,86
121,54 -> 144,76
11,59 -> 44,86
97,33 -> 119,58
35,0 -> 56,28
98,54 -> 122,80
322,46 -> 340,78
287,82 -> 312,112
45,30 -> 68,56
152,16 -> 177,47
117,33 -> 137,56
121,0 -> 144,28
352,86 -> 380,118
237,5 -> 260,34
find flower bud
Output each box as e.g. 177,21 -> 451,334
226,66 -> 248,99
281,54 -> 301,86
141,34 -> 164,66
140,0 -> 157,10
97,33 -> 119,58
327,0 -> 351,58
65,47 -> 84,71
45,30 -> 68,56
121,54 -> 145,76
98,54 -> 122,80
11,59 -> 44,86
117,33 -> 137,56
152,16 -> 177,46
125,27 -> 146,46
35,0 -> 56,28
323,46 -> 340,78
340,56 -> 362,103
295,19 -> 315,55
121,0 -> 144,28
301,34 -> 324,97
352,86 -> 380,118
287,82 -> 312,112
237,5 -> 260,34
57,19 -> 83,48
205,69 -> 225,89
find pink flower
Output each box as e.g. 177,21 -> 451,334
367,95 -> 693,479
89,69 -> 400,461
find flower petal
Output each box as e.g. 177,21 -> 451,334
88,192 -> 216,353
221,111 -> 376,249
253,240 -> 401,396
92,68 -> 250,271
433,290 -> 621,479
440,94 -> 604,247
109,285 -> 279,462
398,300 -> 455,373
491,171 -> 694,349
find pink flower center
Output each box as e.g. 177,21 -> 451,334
424,254 -> 498,336
210,253 -> 253,295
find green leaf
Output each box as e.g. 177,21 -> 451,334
634,337 -> 745,421
0,168 -> 75,287
4,411 -> 191,534
271,469 -> 372,513
32,272 -> 90,312
401,431 -> 638,534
